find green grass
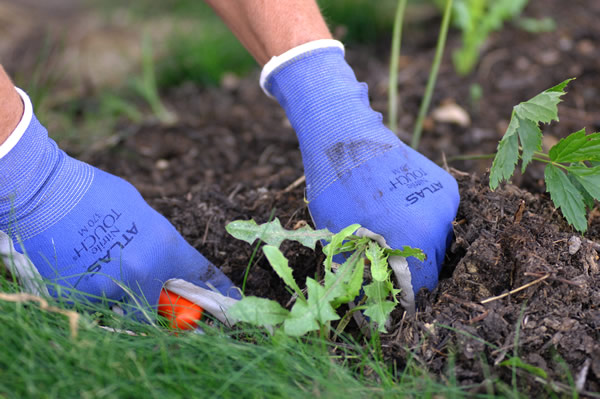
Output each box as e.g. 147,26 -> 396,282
157,23 -> 255,89
0,273 -> 485,399
96,0 -> 255,89
319,0 -> 398,44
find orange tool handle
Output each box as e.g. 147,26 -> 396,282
158,288 -> 204,330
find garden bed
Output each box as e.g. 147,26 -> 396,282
58,0 -> 600,394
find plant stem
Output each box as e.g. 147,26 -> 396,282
411,0 -> 453,149
241,208 -> 277,294
530,157 -> 570,171
389,0 -> 407,134
446,153 -> 495,162
139,33 -> 176,124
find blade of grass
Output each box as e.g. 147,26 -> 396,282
411,0 -> 453,149
388,0 -> 407,134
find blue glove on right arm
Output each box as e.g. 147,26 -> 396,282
261,40 -> 460,312
0,89 -> 240,312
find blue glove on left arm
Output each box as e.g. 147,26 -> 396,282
0,88 -> 240,314
261,40 -> 460,313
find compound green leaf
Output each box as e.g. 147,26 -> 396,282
228,296 -> 289,328
226,218 -> 333,250
514,78 -> 573,123
517,116 -> 542,173
549,129 -> 600,163
567,173 -> 596,210
573,139 -> 600,160
490,115 -> 519,190
568,165 -> 600,201
544,164 -> 587,233
263,245 -> 305,301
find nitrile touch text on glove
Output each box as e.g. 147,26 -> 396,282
0,88 -> 240,314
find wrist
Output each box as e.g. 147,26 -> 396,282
0,67 -> 24,148
261,41 -> 392,142
0,90 -> 94,240
260,39 -> 345,98
0,87 -> 29,158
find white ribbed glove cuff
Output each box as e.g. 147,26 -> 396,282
259,39 -> 345,98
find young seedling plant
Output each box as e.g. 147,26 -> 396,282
490,78 -> 600,233
225,218 -> 424,337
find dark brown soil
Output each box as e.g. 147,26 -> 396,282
79,0 -> 600,394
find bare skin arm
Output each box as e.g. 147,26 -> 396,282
204,0 -> 332,65
0,65 -> 24,146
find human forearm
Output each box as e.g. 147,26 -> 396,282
204,0 -> 332,65
0,65 -> 24,146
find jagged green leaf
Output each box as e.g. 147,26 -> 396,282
489,115 -> 520,189
385,246 -> 426,261
514,78 -> 573,123
322,224 -> 361,272
365,241 -> 389,282
546,78 -> 575,93
517,116 -> 542,172
549,129 -> 600,163
490,79 -> 575,190
284,278 -> 342,336
363,281 -> 394,332
568,165 -> 600,201
262,245 -> 305,301
385,279 -> 402,303
327,254 -> 365,308
544,164 -> 587,233
567,173 -> 596,210
225,218 -> 333,249
364,301 -> 395,333
345,256 -> 365,303
228,297 -> 289,328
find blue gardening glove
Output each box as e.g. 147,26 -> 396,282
0,89 -> 240,312
261,40 -> 460,313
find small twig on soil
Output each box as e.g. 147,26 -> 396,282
282,175 -> 306,193
448,167 -> 470,177
441,151 -> 450,172
513,200 -> 525,224
584,238 -> 600,252
202,215 -> 213,246
524,271 -> 584,287
468,310 -> 490,324
0,292 -> 80,338
480,274 -> 550,305
442,293 -> 489,324
442,293 -> 485,311
227,183 -> 243,202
